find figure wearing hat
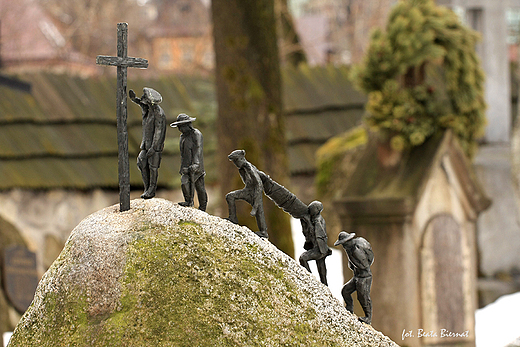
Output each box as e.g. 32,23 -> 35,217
129,87 -> 167,199
226,150 -> 267,238
171,113 -> 207,211
335,231 -> 374,324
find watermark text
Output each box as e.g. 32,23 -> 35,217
402,329 -> 469,341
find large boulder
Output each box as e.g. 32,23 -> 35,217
9,199 -> 397,346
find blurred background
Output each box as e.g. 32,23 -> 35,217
0,0 -> 519,346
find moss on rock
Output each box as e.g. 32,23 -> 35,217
8,199 -> 396,347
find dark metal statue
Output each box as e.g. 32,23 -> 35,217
224,150 -> 332,285
226,150 -> 267,238
299,201 -> 332,285
171,114 -> 207,211
129,87 -> 166,199
259,172 -> 331,285
335,231 -> 374,324
259,172 -> 309,219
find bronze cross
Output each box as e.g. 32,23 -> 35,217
96,23 -> 148,212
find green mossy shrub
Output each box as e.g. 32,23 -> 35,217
350,0 -> 486,157
316,127 -> 368,196
315,127 -> 369,243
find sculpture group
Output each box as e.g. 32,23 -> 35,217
98,23 -> 374,328
127,86 -> 374,325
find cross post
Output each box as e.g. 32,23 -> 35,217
96,22 -> 148,212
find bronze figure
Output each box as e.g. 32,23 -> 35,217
171,113 -> 207,211
129,87 -> 166,199
335,231 -> 374,324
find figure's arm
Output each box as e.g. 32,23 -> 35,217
151,110 -> 166,152
238,167 -> 248,185
349,246 -> 372,270
244,164 -> 264,211
190,130 -> 204,171
129,89 -> 143,106
313,218 -> 330,255
300,216 -> 314,250
257,170 -> 268,186
251,184 -> 264,215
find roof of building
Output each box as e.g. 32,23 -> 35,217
0,73 -> 217,190
283,65 -> 365,174
335,130 -> 491,218
0,65 -> 364,190
0,0 -> 92,71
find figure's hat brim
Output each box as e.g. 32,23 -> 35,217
170,115 -> 196,127
334,231 -> 356,246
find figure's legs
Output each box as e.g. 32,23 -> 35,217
356,276 -> 373,324
341,278 -> 357,313
137,150 -> 149,196
299,248 -> 321,273
141,168 -> 157,199
142,153 -> 160,199
254,205 -> 268,238
225,190 -> 244,223
316,257 -> 328,286
195,175 -> 208,211
179,174 -> 194,207
299,251 -> 313,272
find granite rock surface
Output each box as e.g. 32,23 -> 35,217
9,198 -> 397,346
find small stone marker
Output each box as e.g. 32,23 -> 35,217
2,245 -> 39,313
96,22 -> 148,212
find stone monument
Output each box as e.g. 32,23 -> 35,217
334,131 -> 490,346
7,199 -> 398,346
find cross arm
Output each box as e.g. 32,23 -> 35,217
96,55 -> 149,68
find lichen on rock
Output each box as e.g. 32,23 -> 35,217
8,199 -> 397,346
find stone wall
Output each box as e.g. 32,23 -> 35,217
0,217 -> 28,345
333,133 -> 485,346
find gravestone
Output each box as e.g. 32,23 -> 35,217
2,245 -> 38,313
420,214 -> 468,345
334,131 -> 490,346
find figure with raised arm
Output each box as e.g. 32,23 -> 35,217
129,87 -> 166,199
